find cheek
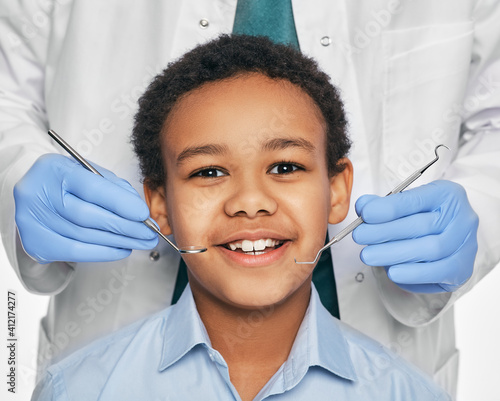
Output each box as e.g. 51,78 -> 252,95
281,260 -> 315,290
166,183 -> 222,241
280,178 -> 331,227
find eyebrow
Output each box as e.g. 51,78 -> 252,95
176,144 -> 229,166
261,137 -> 316,154
176,136 -> 315,166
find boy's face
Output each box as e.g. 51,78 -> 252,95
146,73 -> 352,309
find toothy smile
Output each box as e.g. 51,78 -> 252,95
223,239 -> 285,255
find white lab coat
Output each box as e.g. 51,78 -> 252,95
1,1 -> 499,397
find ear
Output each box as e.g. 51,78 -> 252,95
328,158 -> 354,225
143,182 -> 172,236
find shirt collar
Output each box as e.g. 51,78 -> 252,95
158,284 -> 358,385
158,285 -> 211,371
269,284 -> 357,393
306,284 -> 357,380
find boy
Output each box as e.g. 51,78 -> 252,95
32,35 -> 450,401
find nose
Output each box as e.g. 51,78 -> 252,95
224,179 -> 278,218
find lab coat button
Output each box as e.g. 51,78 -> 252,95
199,19 -> 209,29
320,36 -> 331,46
355,272 -> 364,282
149,251 -> 160,261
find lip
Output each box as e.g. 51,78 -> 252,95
216,240 -> 292,268
217,230 -> 292,245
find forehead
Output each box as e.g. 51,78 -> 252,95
161,73 -> 326,159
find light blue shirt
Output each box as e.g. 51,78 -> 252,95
32,285 -> 451,401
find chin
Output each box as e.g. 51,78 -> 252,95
220,280 -> 301,311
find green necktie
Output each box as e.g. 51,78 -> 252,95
172,0 -> 340,319
232,0 -> 300,50
312,235 -> 340,318
171,257 -> 189,305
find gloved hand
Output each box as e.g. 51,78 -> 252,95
352,180 -> 479,293
14,154 -> 158,264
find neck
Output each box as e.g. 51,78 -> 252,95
189,278 -> 312,401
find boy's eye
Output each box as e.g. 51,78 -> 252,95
268,163 -> 303,175
192,167 -> 227,178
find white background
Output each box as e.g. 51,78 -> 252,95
1,244 -> 499,401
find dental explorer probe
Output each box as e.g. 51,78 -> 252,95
295,144 -> 449,265
47,129 -> 207,255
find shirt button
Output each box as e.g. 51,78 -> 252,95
355,272 -> 364,283
199,19 -> 209,29
149,251 -> 160,262
320,36 -> 331,46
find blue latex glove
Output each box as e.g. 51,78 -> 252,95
352,180 -> 479,293
14,154 -> 158,264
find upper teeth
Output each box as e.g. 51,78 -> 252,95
227,239 -> 281,252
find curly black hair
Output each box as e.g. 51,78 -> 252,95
132,34 -> 351,189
